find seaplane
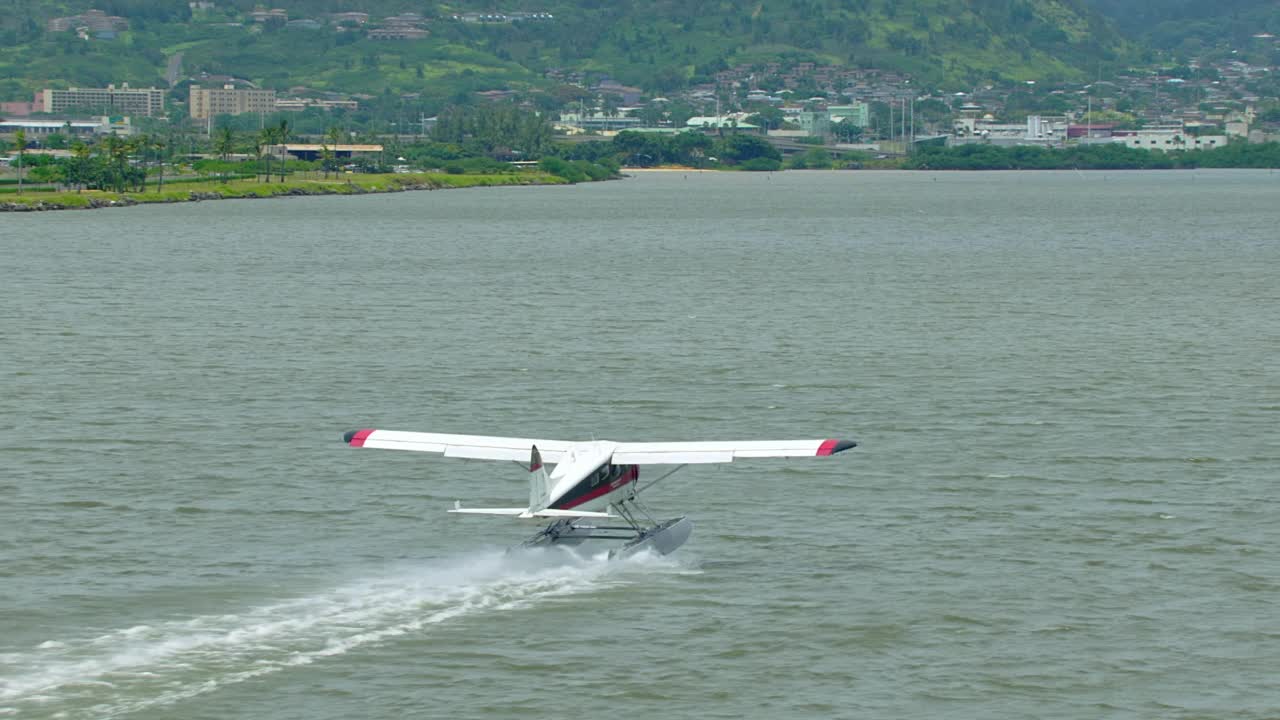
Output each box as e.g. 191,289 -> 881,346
342,429 -> 857,558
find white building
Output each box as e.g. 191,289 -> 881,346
1115,127 -> 1228,151
0,116 -> 134,137
557,112 -> 643,131
951,115 -> 1068,147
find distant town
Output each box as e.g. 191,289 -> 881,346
3,4 -> 1279,173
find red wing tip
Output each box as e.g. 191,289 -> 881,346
344,429 -> 375,447
817,439 -> 858,456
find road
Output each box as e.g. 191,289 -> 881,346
165,52 -> 184,87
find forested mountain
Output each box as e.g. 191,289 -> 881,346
0,0 -> 1273,116
3,1 -> 1128,97
1083,0 -> 1280,58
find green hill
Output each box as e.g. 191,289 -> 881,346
1,0 -> 1141,107
1083,0 -> 1280,59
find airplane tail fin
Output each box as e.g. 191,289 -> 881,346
528,445 -> 551,511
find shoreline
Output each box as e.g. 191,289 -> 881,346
0,171 -> 569,212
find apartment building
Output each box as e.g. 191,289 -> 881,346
38,84 -> 165,117
189,85 -> 277,120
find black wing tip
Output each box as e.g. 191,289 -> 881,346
344,429 -> 377,447
818,438 -> 858,456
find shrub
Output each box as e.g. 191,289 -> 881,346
539,156 -> 587,182
739,157 -> 783,171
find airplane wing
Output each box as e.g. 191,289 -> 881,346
343,429 -> 574,462
611,439 -> 856,465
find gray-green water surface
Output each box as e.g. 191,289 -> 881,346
2,170 -> 1278,718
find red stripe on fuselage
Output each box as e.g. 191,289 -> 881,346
816,439 -> 839,456
349,429 -> 375,447
554,465 -> 638,510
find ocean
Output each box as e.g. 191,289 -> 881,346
2,169 -> 1277,718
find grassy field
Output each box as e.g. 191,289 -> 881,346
0,171 -> 569,211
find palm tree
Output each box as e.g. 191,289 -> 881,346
214,125 -> 235,181
69,140 -> 91,192
134,134 -> 149,192
326,126 -> 343,177
152,135 -> 167,191
14,129 -> 25,195
104,135 -> 138,192
257,126 -> 277,182
275,119 -> 291,182
251,132 -> 263,182
320,126 -> 342,179
101,135 -> 124,192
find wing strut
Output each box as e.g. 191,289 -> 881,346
634,464 -> 687,496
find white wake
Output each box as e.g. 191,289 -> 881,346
0,548 -> 679,718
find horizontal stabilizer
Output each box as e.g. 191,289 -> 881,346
526,508 -> 616,519
446,507 -> 614,519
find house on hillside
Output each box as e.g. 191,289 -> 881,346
369,13 -> 428,39
595,80 -> 643,105
47,10 -> 128,32
369,26 -> 428,39
248,8 -> 287,23
330,12 -> 369,25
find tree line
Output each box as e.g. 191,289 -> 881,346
904,142 -> 1280,170
563,130 -> 784,170
7,132 -> 157,193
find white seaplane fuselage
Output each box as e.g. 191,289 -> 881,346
541,441 -> 639,515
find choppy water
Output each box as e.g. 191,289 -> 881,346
2,170 -> 1278,719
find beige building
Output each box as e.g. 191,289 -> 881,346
189,84 -> 277,120
274,98 -> 359,112
39,84 -> 165,117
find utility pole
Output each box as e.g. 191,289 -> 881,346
14,128 -> 24,196
888,100 -> 893,148
910,96 -> 914,146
